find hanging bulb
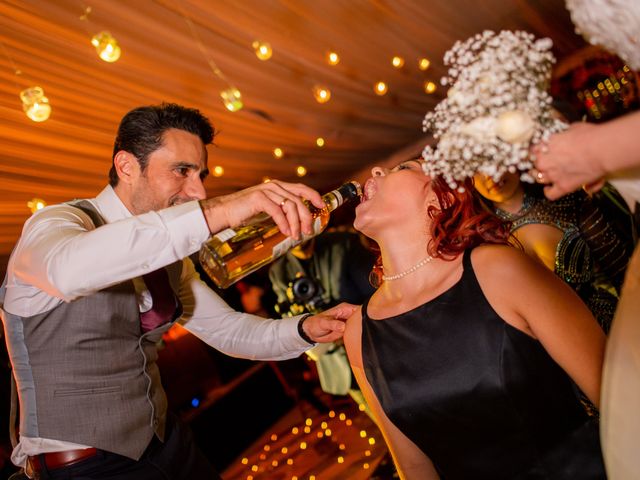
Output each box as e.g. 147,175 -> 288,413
91,31 -> 121,63
316,137 -> 325,147
27,197 -> 47,213
391,56 -> 404,68
313,85 -> 331,103
296,165 -> 307,177
374,81 -> 388,96
273,147 -> 284,159
213,166 -> 224,177
326,51 -> 340,65
220,87 -> 243,112
418,58 -> 431,71
424,81 -> 437,94
20,87 -> 51,122
252,40 -> 272,60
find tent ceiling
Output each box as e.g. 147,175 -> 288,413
0,0 -> 585,259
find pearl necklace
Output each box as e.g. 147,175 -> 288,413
382,255 -> 434,281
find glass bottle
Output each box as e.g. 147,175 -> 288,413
199,181 -> 362,288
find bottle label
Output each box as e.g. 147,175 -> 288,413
214,228 -> 236,243
271,218 -> 322,259
272,236 -> 299,259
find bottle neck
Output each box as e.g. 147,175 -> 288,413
321,181 -> 361,213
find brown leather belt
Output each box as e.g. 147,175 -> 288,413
27,448 -> 98,472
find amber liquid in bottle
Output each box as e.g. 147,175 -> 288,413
199,181 -> 362,288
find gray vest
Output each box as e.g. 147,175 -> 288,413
0,200 -> 183,460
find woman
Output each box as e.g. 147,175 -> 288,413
474,172 -> 632,333
343,159 -> 606,479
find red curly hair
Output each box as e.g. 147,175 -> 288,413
370,175 -> 511,287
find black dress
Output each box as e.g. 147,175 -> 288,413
361,249 -> 606,479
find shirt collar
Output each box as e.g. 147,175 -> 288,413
93,185 -> 133,223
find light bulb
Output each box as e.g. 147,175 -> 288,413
252,40 -> 272,60
391,56 -> 404,68
273,147 -> 284,159
424,81 -> 437,94
296,165 -> 307,177
315,137 -> 325,147
213,166 -> 224,177
27,197 -> 46,213
374,81 -> 388,96
20,87 -> 51,122
418,58 -> 431,71
91,31 -> 121,63
220,87 -> 243,112
313,85 -> 331,103
327,51 -> 340,65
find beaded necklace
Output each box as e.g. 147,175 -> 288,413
382,255 -> 434,281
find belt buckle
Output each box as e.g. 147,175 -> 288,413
24,460 -> 38,479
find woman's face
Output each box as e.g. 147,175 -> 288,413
473,172 -> 521,203
354,159 -> 432,236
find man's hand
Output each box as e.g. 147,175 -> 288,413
199,180 -> 324,239
302,302 -> 357,343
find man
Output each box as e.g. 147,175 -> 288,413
0,103 -> 353,479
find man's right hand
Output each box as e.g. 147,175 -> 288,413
199,180 -> 324,240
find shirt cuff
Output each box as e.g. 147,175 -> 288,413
158,200 -> 211,257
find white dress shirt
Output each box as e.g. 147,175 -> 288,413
2,185 -> 311,466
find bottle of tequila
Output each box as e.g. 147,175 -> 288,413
199,181 -> 362,288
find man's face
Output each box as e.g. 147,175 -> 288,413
128,128 -> 209,214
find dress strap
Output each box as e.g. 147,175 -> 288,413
462,248 -> 473,272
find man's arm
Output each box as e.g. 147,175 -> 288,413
9,201 -> 208,306
179,258 -> 351,360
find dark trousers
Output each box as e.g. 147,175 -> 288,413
28,415 -> 220,480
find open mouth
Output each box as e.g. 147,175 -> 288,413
362,178 -> 377,202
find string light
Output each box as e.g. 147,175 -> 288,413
1,40 -> 52,122
91,31 -> 121,62
391,56 -> 405,68
315,137 -> 325,147
213,166 -> 224,176
327,51 -> 340,65
27,198 -> 47,213
252,40 -> 272,60
374,81 -> 388,96
79,7 -> 121,63
419,58 -> 431,71
312,85 -> 331,103
178,3 -> 243,112
20,87 -> 51,122
424,81 -> 437,94
273,147 -> 284,159
296,166 -> 307,177
232,407 -> 386,478
220,87 -> 243,112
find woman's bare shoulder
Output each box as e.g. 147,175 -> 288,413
343,305 -> 364,368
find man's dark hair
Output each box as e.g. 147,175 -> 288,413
109,103 -> 215,186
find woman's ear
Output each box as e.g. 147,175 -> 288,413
113,151 -> 139,185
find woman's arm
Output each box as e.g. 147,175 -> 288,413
343,307 -> 440,480
473,245 -> 606,407
534,111 -> 640,200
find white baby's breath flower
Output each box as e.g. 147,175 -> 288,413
421,30 -> 568,189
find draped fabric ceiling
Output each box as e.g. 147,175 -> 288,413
0,0 -> 585,268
